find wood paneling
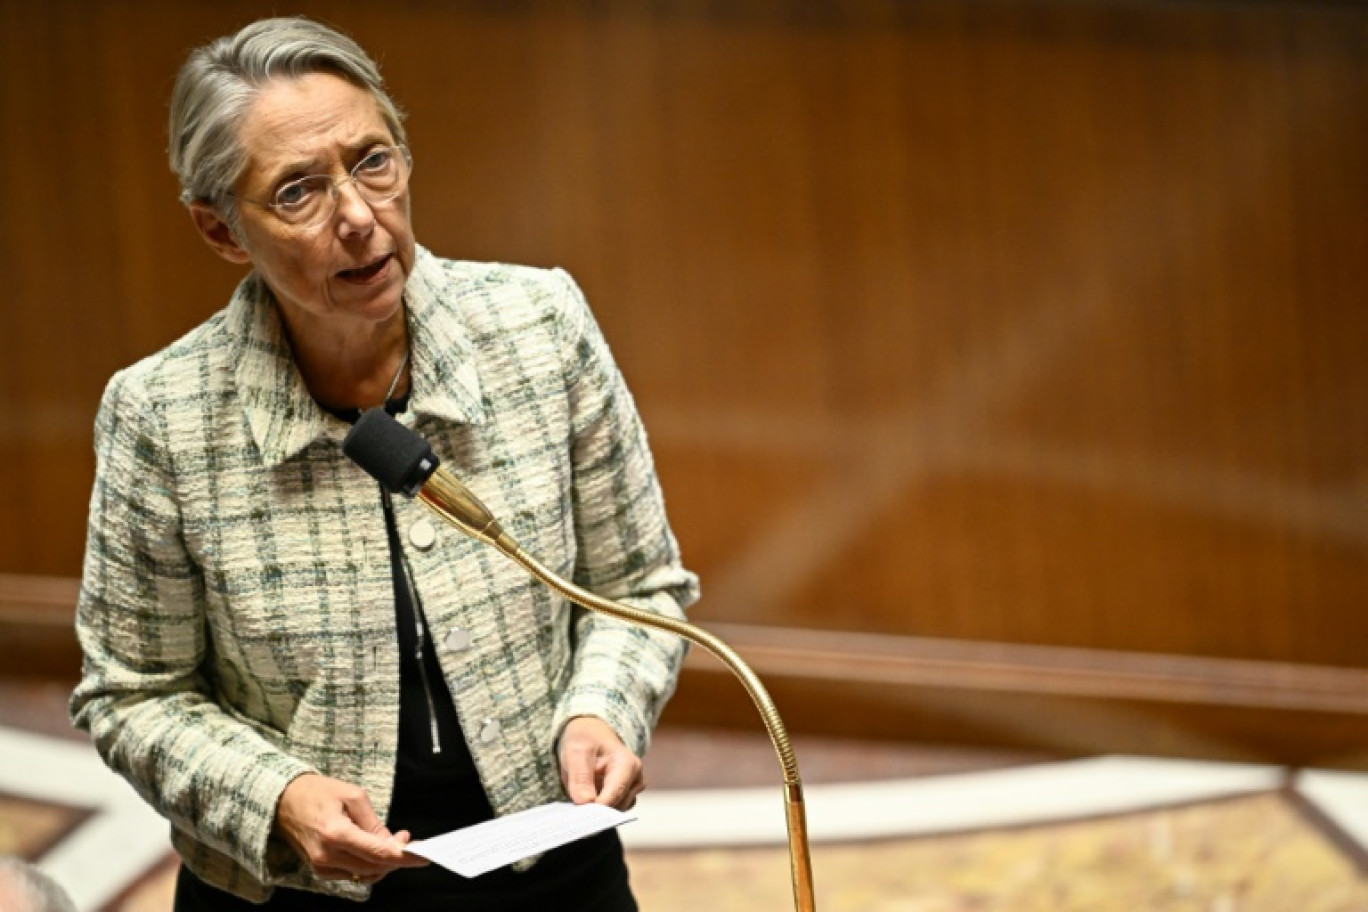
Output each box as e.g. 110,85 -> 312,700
0,574 -> 80,678
663,660 -> 1368,768
2,1 -> 1365,717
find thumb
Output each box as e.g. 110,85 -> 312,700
342,791 -> 399,848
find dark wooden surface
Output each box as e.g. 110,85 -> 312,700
2,2 -> 1365,742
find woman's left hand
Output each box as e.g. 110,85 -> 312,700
557,716 -> 645,810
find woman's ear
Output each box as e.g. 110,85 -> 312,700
188,202 -> 252,264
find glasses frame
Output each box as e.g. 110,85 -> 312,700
229,144 -> 413,231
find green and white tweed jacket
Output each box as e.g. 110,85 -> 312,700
70,247 -> 699,902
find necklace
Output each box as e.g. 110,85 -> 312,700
381,349 -> 409,406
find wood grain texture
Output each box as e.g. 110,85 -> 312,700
1,2 -> 1364,694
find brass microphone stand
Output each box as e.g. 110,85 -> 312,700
417,470 -> 818,912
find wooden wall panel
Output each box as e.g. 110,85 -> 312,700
1,1 -> 1365,688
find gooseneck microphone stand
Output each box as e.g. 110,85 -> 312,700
344,408 -> 817,912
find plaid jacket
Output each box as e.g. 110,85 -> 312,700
70,248 -> 698,901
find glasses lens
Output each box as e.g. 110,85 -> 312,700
273,176 -> 332,227
354,146 -> 410,205
273,146 -> 411,230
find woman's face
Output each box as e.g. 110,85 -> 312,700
195,72 -> 417,336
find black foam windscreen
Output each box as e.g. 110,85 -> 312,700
342,407 -> 440,496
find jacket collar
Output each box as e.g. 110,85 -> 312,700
229,245 -> 486,468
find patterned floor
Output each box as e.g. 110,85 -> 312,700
4,681 -> 1368,911
630,794 -> 1368,911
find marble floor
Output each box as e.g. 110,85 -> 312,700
4,679 -> 1368,911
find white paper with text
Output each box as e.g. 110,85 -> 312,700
404,802 -> 635,878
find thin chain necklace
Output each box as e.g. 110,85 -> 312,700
381,349 -> 409,406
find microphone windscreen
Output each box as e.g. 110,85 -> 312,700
342,407 -> 440,496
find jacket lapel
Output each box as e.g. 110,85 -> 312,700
399,246 -> 487,429
228,274 -> 341,468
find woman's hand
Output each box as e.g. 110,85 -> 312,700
557,716 -> 645,810
275,773 -> 429,884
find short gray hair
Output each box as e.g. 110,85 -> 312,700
168,16 -> 407,218
0,856 -> 77,912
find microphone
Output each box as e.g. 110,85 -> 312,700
343,407 -> 516,554
342,408 -> 818,912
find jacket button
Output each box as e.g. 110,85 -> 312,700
479,718 -> 501,744
409,517 -> 437,551
444,627 -> 472,652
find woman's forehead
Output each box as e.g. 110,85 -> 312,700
238,73 -> 391,182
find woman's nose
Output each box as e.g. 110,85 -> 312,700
334,180 -> 376,236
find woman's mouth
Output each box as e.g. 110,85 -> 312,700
336,254 -> 391,284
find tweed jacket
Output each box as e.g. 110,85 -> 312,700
70,247 -> 699,902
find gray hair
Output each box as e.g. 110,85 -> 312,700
0,856 -> 77,912
168,16 -> 407,222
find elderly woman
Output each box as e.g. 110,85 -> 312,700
70,16 -> 697,912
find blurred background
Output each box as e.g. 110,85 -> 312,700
2,0 -> 1367,766
6,2 -> 1368,908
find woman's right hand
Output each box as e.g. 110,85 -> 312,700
274,773 -> 429,884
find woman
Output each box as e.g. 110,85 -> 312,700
69,16 -> 698,911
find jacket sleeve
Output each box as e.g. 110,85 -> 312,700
545,269 -> 701,756
69,370 -> 315,885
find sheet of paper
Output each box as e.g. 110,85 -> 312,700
404,801 -> 636,878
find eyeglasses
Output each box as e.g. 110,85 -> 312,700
232,145 -> 413,230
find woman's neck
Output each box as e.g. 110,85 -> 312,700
279,306 -> 410,410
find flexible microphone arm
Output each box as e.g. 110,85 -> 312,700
343,408 -> 817,912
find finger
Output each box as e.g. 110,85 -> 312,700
341,791 -> 389,840
333,798 -> 415,864
627,773 -> 647,809
380,852 -> 432,870
335,841 -> 431,875
595,762 -> 628,807
597,758 -> 642,809
561,744 -> 602,804
330,828 -> 404,863
386,830 -> 432,866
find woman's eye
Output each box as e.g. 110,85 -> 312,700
274,180 -> 314,210
357,149 -> 391,173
